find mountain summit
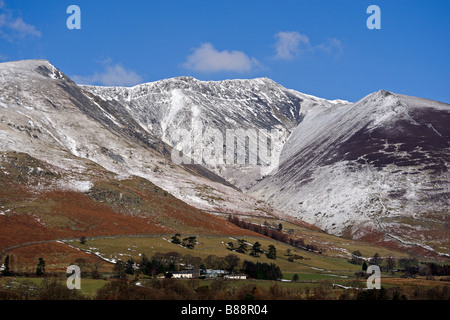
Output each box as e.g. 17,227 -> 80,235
249,89 -> 449,256
0,59 -> 448,257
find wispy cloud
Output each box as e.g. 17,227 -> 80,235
315,38 -> 343,57
72,61 -> 143,87
0,1 -> 41,40
274,31 -> 310,60
183,43 -> 260,73
273,31 -> 343,60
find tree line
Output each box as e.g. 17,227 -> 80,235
111,251 -> 283,281
1,255 -> 47,278
227,215 -> 320,253
226,239 -> 277,259
349,251 -> 450,276
241,261 -> 282,280
170,234 -> 197,249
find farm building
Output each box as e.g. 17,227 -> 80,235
203,269 -> 230,278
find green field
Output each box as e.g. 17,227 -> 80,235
3,217 -> 444,300
68,235 -> 367,278
0,277 -> 108,297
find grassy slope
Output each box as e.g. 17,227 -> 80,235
0,152 -> 258,251
68,234 -> 388,277
1,151 -> 446,286
236,215 -> 410,260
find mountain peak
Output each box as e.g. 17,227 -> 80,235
0,59 -> 66,81
378,89 -> 393,97
0,58 -> 54,70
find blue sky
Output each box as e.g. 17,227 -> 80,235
0,0 -> 449,103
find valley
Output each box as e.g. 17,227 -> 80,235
0,59 -> 448,300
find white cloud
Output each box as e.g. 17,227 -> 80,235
0,2 -> 41,39
7,17 -> 41,37
72,63 -> 143,87
273,31 -> 343,60
315,38 -> 344,57
183,43 -> 260,73
274,31 -> 310,60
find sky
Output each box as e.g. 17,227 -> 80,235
0,0 -> 449,103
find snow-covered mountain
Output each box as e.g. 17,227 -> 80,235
82,76 -> 348,189
249,90 -> 450,256
0,59 -> 448,256
0,60 -> 281,216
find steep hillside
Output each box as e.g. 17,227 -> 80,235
249,90 -> 450,257
0,59 -> 281,216
0,151 -> 257,253
82,76 -> 348,189
1,59 -> 448,260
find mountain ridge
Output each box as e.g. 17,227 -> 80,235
249,87 -> 449,257
0,59 -> 287,216
1,59 -> 448,258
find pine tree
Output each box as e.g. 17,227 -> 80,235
36,257 -> 46,276
362,261 -> 368,271
182,236 -> 197,249
171,233 -> 181,244
236,239 -> 248,254
125,259 -> 135,275
266,245 -> 277,259
250,242 -> 262,257
2,255 -> 11,276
